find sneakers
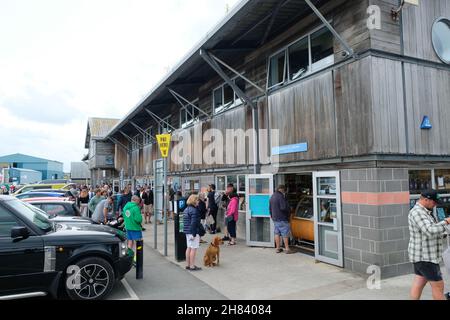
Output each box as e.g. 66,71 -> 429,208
222,236 -> 230,241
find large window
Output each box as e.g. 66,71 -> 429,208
180,100 -> 200,129
268,25 -> 334,89
0,207 -> 19,237
215,175 -> 247,212
213,77 -> 245,114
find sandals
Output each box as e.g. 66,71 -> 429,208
188,266 -> 202,271
228,241 -> 236,246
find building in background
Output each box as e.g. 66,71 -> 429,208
70,162 -> 91,185
85,118 -> 119,186
0,153 -> 64,181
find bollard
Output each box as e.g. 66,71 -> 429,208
136,240 -> 144,279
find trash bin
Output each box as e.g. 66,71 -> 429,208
174,198 -> 188,262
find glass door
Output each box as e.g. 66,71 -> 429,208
313,171 -> 343,267
246,174 -> 274,247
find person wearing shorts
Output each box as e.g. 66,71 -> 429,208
122,196 -> 143,251
269,185 -> 294,254
183,194 -> 202,271
408,190 -> 450,300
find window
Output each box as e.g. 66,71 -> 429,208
288,37 -> 309,81
132,134 -> 142,151
268,51 -> 286,87
0,206 -> 19,237
180,100 -> 200,129
432,18 -> 450,65
213,76 -> 246,114
268,25 -> 335,89
42,204 -> 66,217
216,176 -> 226,192
409,170 -> 432,195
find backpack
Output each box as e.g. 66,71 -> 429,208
214,192 -> 222,207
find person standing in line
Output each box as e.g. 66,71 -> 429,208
226,191 -> 239,246
88,189 -> 104,218
77,187 -> 90,217
221,184 -> 235,242
141,187 -> 153,224
117,186 -> 132,216
183,194 -> 202,271
269,185 -> 294,254
198,193 -> 208,244
409,190 -> 450,300
206,184 -> 219,234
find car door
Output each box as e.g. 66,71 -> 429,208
0,204 -> 45,295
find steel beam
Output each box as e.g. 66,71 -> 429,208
200,49 -> 260,174
144,109 -> 176,132
168,88 -> 210,118
120,130 -> 143,148
108,137 -> 130,153
260,0 -> 283,46
208,53 -> 266,94
130,121 -> 157,143
304,0 -> 355,57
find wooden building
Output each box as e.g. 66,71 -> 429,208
87,0 -> 450,278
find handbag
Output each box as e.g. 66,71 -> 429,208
225,215 -> 234,224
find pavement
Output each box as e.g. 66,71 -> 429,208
109,219 -> 449,300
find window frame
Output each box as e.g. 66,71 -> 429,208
212,74 -> 246,115
267,23 -> 335,91
179,98 -> 200,129
158,116 -> 172,134
432,17 -> 450,65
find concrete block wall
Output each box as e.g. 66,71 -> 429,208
341,168 -> 413,279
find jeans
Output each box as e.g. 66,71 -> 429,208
227,219 -> 237,238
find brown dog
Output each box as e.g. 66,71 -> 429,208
203,236 -> 223,267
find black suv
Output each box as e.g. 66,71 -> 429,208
0,196 -> 133,300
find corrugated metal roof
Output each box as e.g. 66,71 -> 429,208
85,118 -> 120,148
0,153 -> 63,164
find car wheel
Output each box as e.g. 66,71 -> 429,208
65,257 -> 115,300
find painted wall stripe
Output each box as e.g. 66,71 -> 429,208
342,192 -> 410,206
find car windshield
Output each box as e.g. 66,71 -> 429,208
6,199 -> 53,232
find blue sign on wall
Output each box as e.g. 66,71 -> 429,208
272,142 -> 308,156
421,116 -> 432,130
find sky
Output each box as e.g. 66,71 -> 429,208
0,0 -> 240,171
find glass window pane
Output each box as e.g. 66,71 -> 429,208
213,87 -> 223,112
318,199 -> 337,223
311,27 -> 334,67
288,37 -> 309,81
249,217 -> 271,242
268,51 -> 286,87
238,194 -> 246,211
317,177 -> 337,195
409,170 -> 432,195
234,78 -> 245,104
249,178 -> 270,194
224,84 -> 234,106
318,224 -> 339,259
216,176 -> 226,191
435,169 -> 450,217
227,175 -> 237,189
432,18 -> 450,64
238,175 -> 246,193
0,207 -> 18,237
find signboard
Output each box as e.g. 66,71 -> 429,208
156,134 -> 171,158
272,142 -> 308,156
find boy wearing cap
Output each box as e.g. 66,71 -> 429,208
409,190 -> 450,300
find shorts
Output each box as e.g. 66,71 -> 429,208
274,220 -> 291,237
127,230 -> 143,241
143,204 -> 153,213
413,262 -> 443,282
186,234 -> 200,249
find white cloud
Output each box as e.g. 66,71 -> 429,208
0,0 -> 240,171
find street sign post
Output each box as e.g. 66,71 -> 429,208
156,133 -> 171,257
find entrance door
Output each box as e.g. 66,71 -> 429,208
245,174 -> 274,247
313,171 -> 343,267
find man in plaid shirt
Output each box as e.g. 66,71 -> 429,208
409,190 -> 450,300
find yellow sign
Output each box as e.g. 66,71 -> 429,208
156,134 -> 171,158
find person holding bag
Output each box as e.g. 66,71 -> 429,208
226,191 -> 239,246
183,195 -> 202,271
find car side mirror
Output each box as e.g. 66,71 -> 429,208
11,226 -> 30,239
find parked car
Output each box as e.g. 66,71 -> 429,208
0,195 -> 133,300
23,198 -> 81,217
13,183 -> 76,195
16,192 -> 67,200
38,179 -> 72,185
